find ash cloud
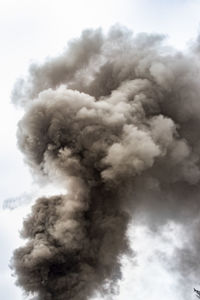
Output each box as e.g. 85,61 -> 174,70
11,26 -> 200,299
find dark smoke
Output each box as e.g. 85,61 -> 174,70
11,26 -> 200,299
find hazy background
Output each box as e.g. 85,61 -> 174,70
1,0 -> 200,299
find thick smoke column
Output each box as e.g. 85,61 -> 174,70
12,26 -> 200,299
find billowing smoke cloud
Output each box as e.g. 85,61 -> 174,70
11,25 -> 200,299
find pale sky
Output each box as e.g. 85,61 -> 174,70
1,0 -> 200,299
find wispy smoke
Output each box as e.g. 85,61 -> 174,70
11,26 -> 200,299
3,192 -> 34,210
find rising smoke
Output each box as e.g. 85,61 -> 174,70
11,26 -> 200,299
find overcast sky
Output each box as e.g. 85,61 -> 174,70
1,0 -> 200,299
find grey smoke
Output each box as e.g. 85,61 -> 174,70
11,25 -> 200,299
3,192 -> 35,210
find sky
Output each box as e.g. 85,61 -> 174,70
1,0 -> 200,299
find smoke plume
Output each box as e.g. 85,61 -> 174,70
11,26 -> 200,299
